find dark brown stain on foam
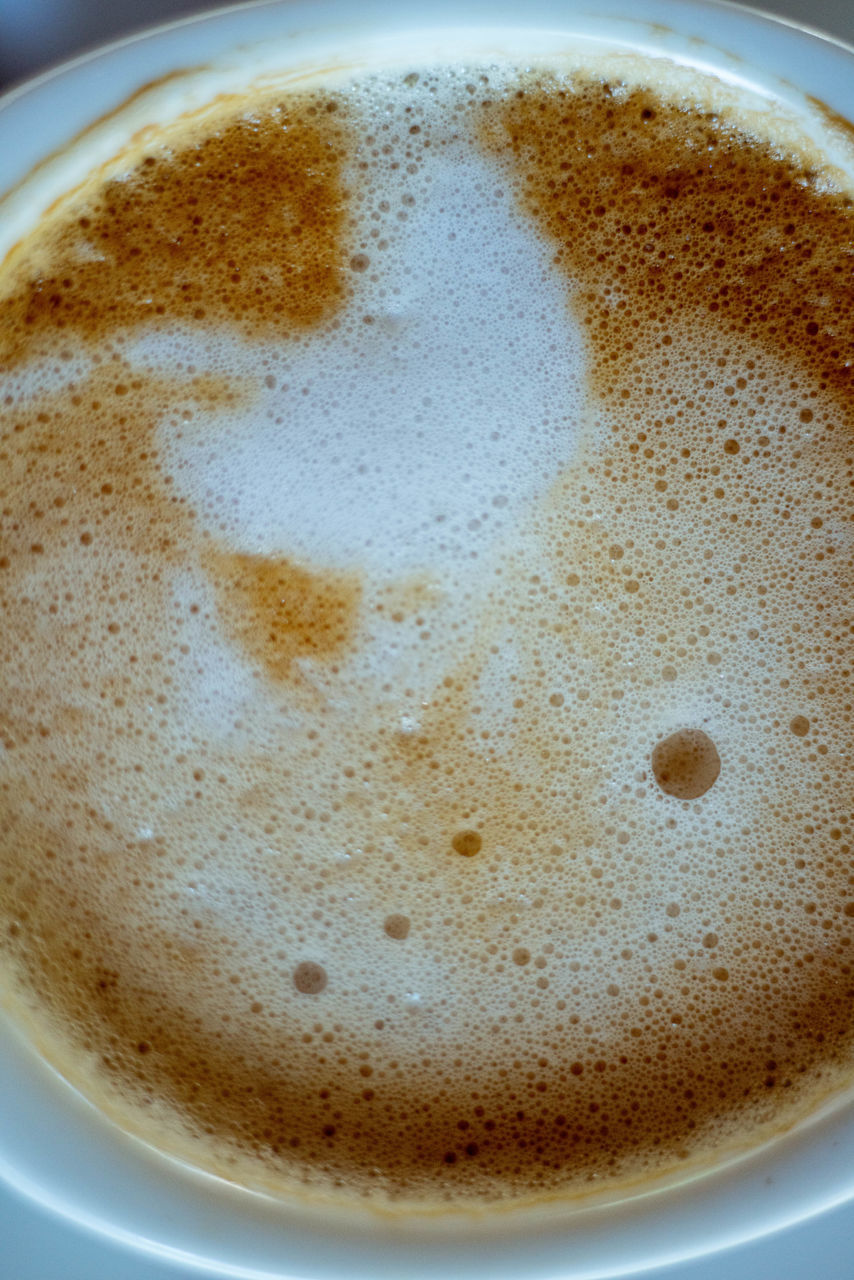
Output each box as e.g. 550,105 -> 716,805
205,550 -> 362,683
0,94 -> 353,363
477,78 -> 854,408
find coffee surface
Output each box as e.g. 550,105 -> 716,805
1,61 -> 853,1205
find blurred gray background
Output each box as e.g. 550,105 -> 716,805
0,0 -> 852,92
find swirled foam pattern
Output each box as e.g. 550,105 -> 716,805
0,63 -> 853,1204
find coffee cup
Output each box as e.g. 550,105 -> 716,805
1,1 -> 853,1275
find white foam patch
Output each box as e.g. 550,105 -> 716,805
148,141 -> 585,577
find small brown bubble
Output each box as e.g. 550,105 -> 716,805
293,961 -> 328,995
512,947 -> 531,966
349,253 -> 370,272
790,715 -> 810,737
452,829 -> 482,857
652,728 -> 721,800
384,913 -> 411,940
702,932 -> 719,949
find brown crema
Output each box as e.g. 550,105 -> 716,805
1,68 -> 853,1206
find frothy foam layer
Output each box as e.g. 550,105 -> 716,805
1,62 -> 853,1206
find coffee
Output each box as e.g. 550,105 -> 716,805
1,53 -> 853,1208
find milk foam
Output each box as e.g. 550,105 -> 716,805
0,59 -> 853,1205
143,138 -> 584,581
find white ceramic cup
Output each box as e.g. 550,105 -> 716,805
1,2 -> 853,1276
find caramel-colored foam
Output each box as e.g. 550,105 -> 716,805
0,98 -> 352,365
478,79 -> 853,405
1,64 -> 853,1207
206,550 -> 362,683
